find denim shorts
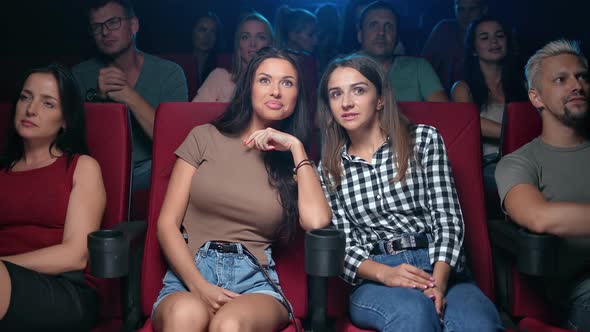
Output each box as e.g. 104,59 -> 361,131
152,242 -> 284,318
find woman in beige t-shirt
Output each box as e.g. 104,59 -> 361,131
153,48 -> 331,331
192,12 -> 273,102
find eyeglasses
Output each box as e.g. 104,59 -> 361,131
89,16 -> 131,35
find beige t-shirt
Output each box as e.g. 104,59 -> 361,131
191,68 -> 236,102
175,124 -> 284,264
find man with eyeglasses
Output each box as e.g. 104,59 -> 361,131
422,0 -> 488,91
357,1 -> 448,102
73,0 -> 188,191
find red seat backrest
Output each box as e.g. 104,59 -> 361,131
216,53 -> 233,72
499,102 -> 552,320
399,102 -> 494,299
140,102 -> 227,317
502,102 -> 542,155
85,103 -> 132,330
85,103 -> 132,230
326,102 -> 495,320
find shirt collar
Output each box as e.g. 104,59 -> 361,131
340,136 -> 391,162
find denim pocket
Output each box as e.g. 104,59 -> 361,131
242,253 -> 260,270
194,249 -> 205,265
403,248 -> 433,273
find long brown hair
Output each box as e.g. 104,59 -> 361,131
231,12 -> 274,82
317,54 -> 412,190
214,47 -> 309,240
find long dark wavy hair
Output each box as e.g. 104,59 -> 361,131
318,54 -> 413,190
463,16 -> 527,109
213,47 -> 309,240
193,11 -> 224,85
0,63 -> 89,170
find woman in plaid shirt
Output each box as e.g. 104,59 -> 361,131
317,54 -> 501,331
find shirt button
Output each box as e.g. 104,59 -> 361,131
376,194 -> 381,200
371,169 -> 376,174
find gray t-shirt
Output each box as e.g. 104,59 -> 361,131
72,52 -> 188,165
495,137 -> 590,279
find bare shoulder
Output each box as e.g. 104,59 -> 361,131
73,155 -> 102,180
450,81 -> 472,102
209,67 -> 232,80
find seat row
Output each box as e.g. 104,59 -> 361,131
0,101 -> 570,331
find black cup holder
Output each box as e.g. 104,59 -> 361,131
305,228 -> 346,277
88,229 -> 129,278
305,228 -> 345,332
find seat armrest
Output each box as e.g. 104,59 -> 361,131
87,220 -> 147,278
489,218 -> 559,276
113,220 -> 147,245
305,228 -> 345,332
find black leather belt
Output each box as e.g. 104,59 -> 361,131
208,241 -> 240,253
370,234 -> 429,255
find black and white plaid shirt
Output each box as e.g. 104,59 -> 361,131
319,124 -> 465,285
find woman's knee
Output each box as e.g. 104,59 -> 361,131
351,288 -> 439,330
209,315 -> 244,332
444,288 -> 502,331
392,296 -> 440,330
154,293 -> 209,332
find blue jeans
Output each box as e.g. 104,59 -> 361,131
551,275 -> 590,331
349,249 -> 503,331
152,242 -> 284,318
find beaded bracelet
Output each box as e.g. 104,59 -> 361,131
293,159 -> 315,181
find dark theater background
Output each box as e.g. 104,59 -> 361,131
0,0 -> 588,101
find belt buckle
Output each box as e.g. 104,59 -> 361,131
213,242 -> 233,253
219,244 -> 230,253
408,236 -> 416,248
386,240 -> 398,255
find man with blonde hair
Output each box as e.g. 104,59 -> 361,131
496,39 -> 590,330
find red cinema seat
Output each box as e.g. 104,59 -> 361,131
518,317 -> 573,332
216,53 -> 233,72
501,102 -> 543,155
489,101 -> 576,331
137,102 -> 306,331
84,103 -> 132,332
326,102 -> 495,331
